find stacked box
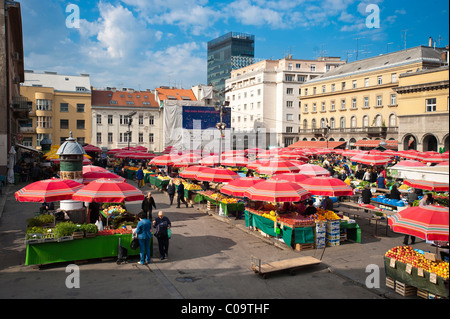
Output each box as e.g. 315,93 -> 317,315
315,221 -> 326,249
326,220 -> 340,247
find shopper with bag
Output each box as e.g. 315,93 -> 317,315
135,211 -> 152,265
153,211 -> 171,260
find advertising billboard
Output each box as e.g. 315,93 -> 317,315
182,105 -> 231,130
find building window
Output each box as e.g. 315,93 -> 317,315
303,119 -> 308,129
352,80 -> 357,89
310,65 -> 316,72
390,94 -> 397,105
108,115 -> 113,124
391,73 -> 397,82
77,120 -> 85,129
313,87 -> 317,95
377,76 -> 382,85
149,133 -> 154,143
286,88 -> 293,95
365,78 -> 369,87
96,114 -> 102,124
77,104 -> 85,112
330,101 -> 335,111
389,114 -> 397,127
377,95 -> 382,106
139,115 -> 143,125
322,85 -> 326,93
96,133 -> 102,144
341,82 -> 346,90
297,75 -> 305,82
286,114 -> 293,121
285,74 -> 294,81
340,117 -> 345,128
341,99 -> 346,110
60,103 -> 68,112
36,99 -> 52,111
108,133 -> 113,143
374,114 -> 382,127
304,88 -> 308,96
76,137 -> 85,144
321,102 -> 326,112
286,126 -> 293,133
364,97 -> 369,108
60,119 -> 69,129
363,115 -> 369,128
312,103 -> 317,112
304,104 -> 308,113
139,133 -> 143,143
426,98 -> 436,112
296,63 -> 301,69
330,117 -> 335,128
37,116 -> 52,128
311,119 -> 316,129
331,84 -> 335,92
119,133 -> 123,143
286,101 -> 293,108
149,115 -> 154,125
351,116 -> 357,128
352,98 -> 357,109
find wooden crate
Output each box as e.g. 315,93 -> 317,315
395,280 -> 417,296
417,289 -> 429,299
206,201 -> 217,211
386,277 -> 395,289
295,243 -> 314,252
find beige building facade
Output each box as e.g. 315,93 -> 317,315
298,45 -> 448,149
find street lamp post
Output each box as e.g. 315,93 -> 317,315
126,111 -> 136,150
215,88 -> 232,166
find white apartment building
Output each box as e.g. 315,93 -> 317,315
91,88 -> 163,152
225,56 -> 345,148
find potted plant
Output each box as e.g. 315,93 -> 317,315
54,221 -> 76,241
82,224 -> 98,238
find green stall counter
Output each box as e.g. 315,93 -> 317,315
25,234 -> 152,266
340,221 -> 361,243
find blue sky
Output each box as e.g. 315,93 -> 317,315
20,0 -> 449,90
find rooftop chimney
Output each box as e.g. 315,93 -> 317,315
429,37 -> 433,47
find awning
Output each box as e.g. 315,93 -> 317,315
288,141 -> 346,149
15,144 -> 42,153
354,140 -> 398,149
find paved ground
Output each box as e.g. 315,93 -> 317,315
0,179 -> 439,304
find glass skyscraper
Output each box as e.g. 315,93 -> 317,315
207,32 -> 255,97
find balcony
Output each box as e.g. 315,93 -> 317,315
12,96 -> 32,119
19,127 -> 36,134
366,126 -> 387,136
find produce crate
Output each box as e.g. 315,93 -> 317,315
57,236 -> 74,242
395,280 -> 417,296
206,201 -> 217,211
417,288 -> 428,299
386,276 -> 395,290
72,231 -> 84,239
295,243 -> 314,252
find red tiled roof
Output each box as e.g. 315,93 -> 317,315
288,141 -> 347,149
91,90 -> 159,108
354,140 -> 398,149
156,87 -> 197,101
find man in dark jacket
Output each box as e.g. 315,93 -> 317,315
167,180 -> 176,206
361,185 -> 372,204
141,192 -> 156,220
176,182 -> 189,208
153,211 -> 171,260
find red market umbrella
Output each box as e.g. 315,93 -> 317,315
83,165 -> 110,173
343,150 -> 368,157
221,150 -> 245,158
150,154 -> 181,166
83,144 -> 102,153
246,148 -> 264,155
416,152 -> 449,163
72,179 -> 144,203
220,177 -> 263,197
179,165 -> 209,179
403,179 -> 449,192
271,173 -> 310,183
392,160 -> 427,168
388,205 -> 449,241
244,179 -> 311,202
221,156 -> 248,167
350,154 -> 393,166
128,153 -> 157,160
246,159 -> 270,170
255,160 -> 301,175
82,171 -> 126,185
172,156 -> 201,168
15,178 -> 84,203
299,176 -> 354,196
298,164 -> 330,176
395,150 -> 420,160
436,161 -> 449,166
196,168 -> 240,183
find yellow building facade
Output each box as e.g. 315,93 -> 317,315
394,65 -> 449,151
19,71 -> 92,148
298,46 -> 448,149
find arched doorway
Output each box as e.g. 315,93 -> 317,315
422,134 -> 438,152
444,135 -> 449,152
403,134 -> 417,150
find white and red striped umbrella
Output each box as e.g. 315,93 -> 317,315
271,173 -> 310,184
150,154 -> 181,166
15,178 -> 84,203
199,155 -> 220,166
220,177 -> 263,197
172,154 -> 201,167
178,165 -> 209,179
244,179 -> 311,203
350,154 -> 393,166
298,164 -> 330,176
391,160 -> 427,169
246,159 -> 271,170
196,168 -> 240,183
82,165 -> 110,173
416,152 -> 449,163
82,171 -> 125,185
72,179 -> 144,203
255,160 -> 301,175
299,176 -> 354,196
403,179 -> 449,192
221,156 -> 248,167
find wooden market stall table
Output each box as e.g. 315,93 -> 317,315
384,256 -> 449,298
245,209 -> 315,248
196,192 -> 246,217
25,234 -> 152,266
148,175 -> 170,191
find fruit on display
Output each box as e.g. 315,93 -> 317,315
210,193 -> 226,202
278,213 -> 315,226
200,190 -> 215,196
385,246 -> 449,279
102,205 -> 125,217
221,197 -> 241,204
399,184 -> 410,190
97,228 -> 133,236
157,175 -> 171,180
315,208 -> 341,221
261,212 -> 276,222
184,183 -> 202,191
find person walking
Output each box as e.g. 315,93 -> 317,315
135,211 -> 152,265
361,184 -> 372,204
136,166 -> 144,188
153,211 -> 171,260
167,179 -> 176,206
141,192 -> 156,221
176,181 -> 189,208
403,202 -> 416,245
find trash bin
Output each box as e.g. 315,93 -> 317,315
14,173 -> 20,185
